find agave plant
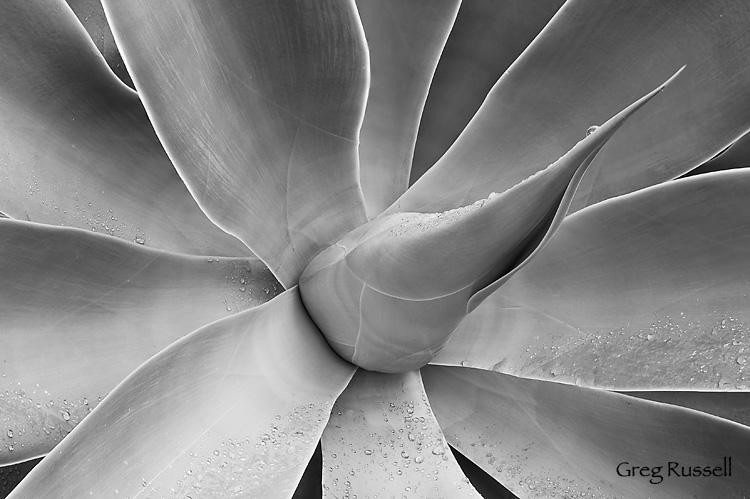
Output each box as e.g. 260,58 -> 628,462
2,0 -> 750,497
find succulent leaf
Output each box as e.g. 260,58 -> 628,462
435,169 -> 750,391
8,288 -> 355,498
0,219 -> 279,465
423,365 -> 750,499
410,0 -> 566,184
623,392 -> 750,427
355,0 -> 461,217
397,0 -> 750,215
322,369 -> 482,498
685,131 -> 750,177
300,69 -> 680,373
0,0 -> 248,256
64,0 -> 134,87
101,0 -> 371,287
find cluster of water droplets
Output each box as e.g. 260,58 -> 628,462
388,192 -> 501,238
152,403 -> 330,499
0,374 -> 101,459
208,258 -> 280,314
323,385 -> 475,498
0,153 -> 150,244
513,313 -> 750,390
453,434 -> 614,499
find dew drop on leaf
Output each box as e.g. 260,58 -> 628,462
586,125 -> 599,136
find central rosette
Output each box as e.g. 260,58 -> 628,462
298,69 -> 677,372
299,207 -> 488,373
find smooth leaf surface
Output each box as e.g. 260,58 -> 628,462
64,0 -> 133,87
623,392 -> 750,427
395,0 -> 750,214
321,369 -> 481,498
434,169 -> 750,391
356,0 -> 460,217
9,288 -> 355,499
423,366 -> 750,499
300,238 -> 473,372
410,0 -> 564,183
0,0 -> 248,256
0,219 -> 279,465
102,0 -> 370,287
685,131 -> 750,177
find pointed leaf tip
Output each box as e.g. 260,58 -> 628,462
405,0 -> 750,216
466,65 -> 685,311
299,67 -> 683,373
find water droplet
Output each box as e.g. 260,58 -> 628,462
414,456 -> 423,464
6,429 -> 12,438
61,409 -> 70,421
431,444 -> 445,456
134,236 -> 146,245
364,449 -> 372,455
737,356 -> 747,365
400,451 -> 409,459
586,125 -> 599,136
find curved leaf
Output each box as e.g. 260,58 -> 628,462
300,238 -> 472,372
371,71 -> 676,303
423,366 -> 750,499
356,0 -> 461,217
433,169 -> 750,391
0,0 -> 248,256
321,369 -> 482,498
299,72 -> 677,373
9,288 -> 355,498
684,130 -> 750,177
410,0 -> 565,183
396,0 -> 750,214
102,0 -> 370,287
622,392 -> 750,427
0,219 -> 279,465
